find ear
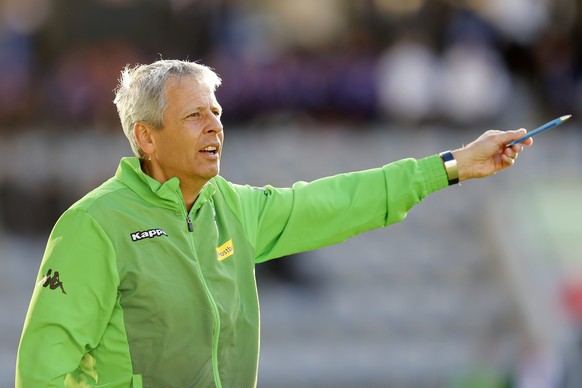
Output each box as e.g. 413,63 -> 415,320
134,122 -> 155,157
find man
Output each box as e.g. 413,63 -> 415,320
16,59 -> 531,387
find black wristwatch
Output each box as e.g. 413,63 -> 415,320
439,151 -> 459,185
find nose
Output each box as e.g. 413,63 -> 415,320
205,113 -> 223,134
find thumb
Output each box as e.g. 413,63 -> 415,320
500,128 -> 527,144
497,128 -> 528,146
502,128 -> 533,146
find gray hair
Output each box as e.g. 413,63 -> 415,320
113,59 -> 222,157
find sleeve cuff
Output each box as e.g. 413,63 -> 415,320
418,154 -> 449,194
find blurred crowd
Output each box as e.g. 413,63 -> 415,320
1,0 -> 581,234
0,0 -> 581,130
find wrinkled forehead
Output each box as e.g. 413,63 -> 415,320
162,75 -> 221,111
164,74 -> 214,94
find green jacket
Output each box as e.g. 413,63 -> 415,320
17,156 -> 447,387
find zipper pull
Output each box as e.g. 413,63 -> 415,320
186,215 -> 194,232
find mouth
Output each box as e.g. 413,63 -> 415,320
199,145 -> 219,155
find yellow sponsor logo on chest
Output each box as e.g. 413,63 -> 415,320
216,239 -> 234,261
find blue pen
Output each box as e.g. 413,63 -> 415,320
507,114 -> 572,146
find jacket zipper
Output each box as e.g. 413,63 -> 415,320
185,211 -> 223,388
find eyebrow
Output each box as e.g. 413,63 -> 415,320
210,104 -> 223,115
183,104 -> 222,117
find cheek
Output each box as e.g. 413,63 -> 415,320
157,137 -> 190,164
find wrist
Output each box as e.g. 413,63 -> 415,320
451,148 -> 471,181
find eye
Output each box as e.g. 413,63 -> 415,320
212,110 -> 222,117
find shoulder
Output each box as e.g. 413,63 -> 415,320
209,176 -> 271,222
210,176 -> 275,202
66,176 -> 132,216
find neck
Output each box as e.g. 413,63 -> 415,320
141,158 -> 205,212
181,185 -> 202,212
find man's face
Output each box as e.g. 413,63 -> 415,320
148,76 -> 224,188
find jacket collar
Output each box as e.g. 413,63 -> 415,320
115,157 -> 216,211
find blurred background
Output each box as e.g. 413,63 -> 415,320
1,0 -> 582,386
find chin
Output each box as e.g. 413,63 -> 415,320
207,168 -> 220,179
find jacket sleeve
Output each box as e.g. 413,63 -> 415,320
16,208 -> 119,386
234,155 -> 447,263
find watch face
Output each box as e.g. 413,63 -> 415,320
440,151 -> 454,162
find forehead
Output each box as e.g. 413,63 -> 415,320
164,76 -> 218,106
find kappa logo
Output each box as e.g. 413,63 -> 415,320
130,228 -> 168,242
37,268 -> 67,294
216,239 -> 235,261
